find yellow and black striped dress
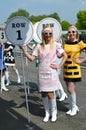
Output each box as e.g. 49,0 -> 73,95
63,40 -> 86,82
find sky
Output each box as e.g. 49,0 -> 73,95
0,0 -> 86,24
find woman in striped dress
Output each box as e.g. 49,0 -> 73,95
51,25 -> 86,116
63,25 -> 86,116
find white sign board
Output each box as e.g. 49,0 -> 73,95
37,17 -> 62,42
33,22 -> 41,43
0,24 -> 7,43
5,16 -> 33,45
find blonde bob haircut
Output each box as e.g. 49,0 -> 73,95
67,25 -> 79,39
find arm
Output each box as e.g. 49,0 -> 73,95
73,57 -> 86,64
27,44 -> 35,50
19,46 -> 36,61
50,51 -> 67,69
59,51 -> 67,68
4,46 -> 13,51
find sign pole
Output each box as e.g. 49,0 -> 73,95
20,49 -> 31,123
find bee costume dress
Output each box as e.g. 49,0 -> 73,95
63,40 -> 86,82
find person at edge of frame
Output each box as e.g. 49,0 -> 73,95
0,42 -> 8,91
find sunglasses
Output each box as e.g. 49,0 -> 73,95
68,31 -> 76,34
44,32 -> 53,36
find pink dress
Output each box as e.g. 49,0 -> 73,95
32,42 -> 64,92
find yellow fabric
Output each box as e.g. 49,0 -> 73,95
63,41 -> 86,79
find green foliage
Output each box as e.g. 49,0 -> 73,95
29,14 -> 47,23
7,9 -> 30,22
6,9 -> 86,30
6,9 -> 60,24
61,21 -> 70,30
76,10 -> 86,30
29,12 -> 61,24
48,12 -> 61,22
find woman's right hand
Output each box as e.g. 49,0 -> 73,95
73,58 -> 81,64
19,45 -> 23,49
19,45 -> 25,51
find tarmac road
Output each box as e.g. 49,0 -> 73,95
0,55 -> 86,130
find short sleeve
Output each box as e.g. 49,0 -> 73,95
9,45 -> 14,49
33,44 -> 36,47
32,44 -> 40,56
79,41 -> 86,50
55,42 -> 64,54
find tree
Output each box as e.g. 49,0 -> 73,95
29,14 -> 47,24
29,12 -> 61,24
48,12 -> 61,22
61,21 -> 70,30
6,10 -> 61,24
7,9 -> 30,22
76,10 -> 86,30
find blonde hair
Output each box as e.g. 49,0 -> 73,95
68,25 -> 79,39
68,25 -> 78,32
41,24 -> 54,50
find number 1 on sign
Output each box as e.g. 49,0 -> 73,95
16,30 -> 22,40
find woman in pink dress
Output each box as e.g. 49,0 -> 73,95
20,24 -> 67,122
